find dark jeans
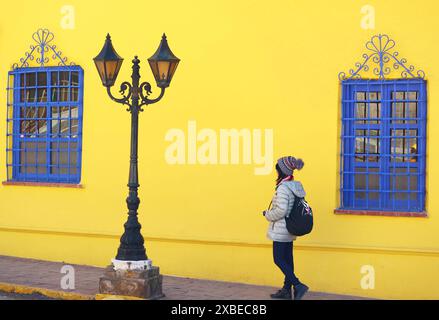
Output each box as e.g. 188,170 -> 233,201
273,241 -> 301,290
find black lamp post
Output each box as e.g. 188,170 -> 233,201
94,34 -> 180,263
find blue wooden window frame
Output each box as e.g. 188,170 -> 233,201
340,79 -> 426,212
6,66 -> 84,184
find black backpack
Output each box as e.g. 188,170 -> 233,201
285,195 -> 313,236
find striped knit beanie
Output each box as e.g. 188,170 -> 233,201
277,156 -> 304,176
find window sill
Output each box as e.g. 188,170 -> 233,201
2,181 -> 83,189
334,209 -> 428,218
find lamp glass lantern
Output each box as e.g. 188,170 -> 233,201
94,34 -> 124,87
148,34 -> 180,88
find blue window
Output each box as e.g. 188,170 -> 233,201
340,79 -> 426,212
338,34 -> 427,214
6,66 -> 84,183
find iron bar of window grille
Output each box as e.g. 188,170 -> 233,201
405,82 -> 410,211
366,81 -> 370,209
391,82 -> 396,209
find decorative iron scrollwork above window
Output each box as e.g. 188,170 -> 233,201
338,34 -> 425,81
12,28 -> 75,70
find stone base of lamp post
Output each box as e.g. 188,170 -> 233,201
99,263 -> 164,299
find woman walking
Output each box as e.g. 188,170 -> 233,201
263,156 -> 309,300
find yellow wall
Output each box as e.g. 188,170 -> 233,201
1,0 -> 439,299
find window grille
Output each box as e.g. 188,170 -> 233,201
340,79 -> 426,212
5,29 -> 83,184
338,35 -> 427,213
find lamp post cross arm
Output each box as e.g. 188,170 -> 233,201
106,82 -> 133,109
139,84 -> 166,108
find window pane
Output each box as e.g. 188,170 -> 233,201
355,103 -> 366,124
50,142 -> 60,174
392,92 -> 405,124
37,88 -> 47,102
60,87 -> 69,102
37,72 -> 47,86
37,108 -> 48,136
407,129 -> 418,162
50,142 -> 78,175
354,168 -> 380,201
391,129 -> 418,162
369,168 -> 380,191
70,151 -> 78,175
356,92 -> 366,100
51,106 -> 59,118
19,142 -> 47,174
60,107 -> 70,136
51,71 -> 58,86
71,119 -> 78,137
51,87 -> 59,102
369,167 -> 380,201
407,101 -> 418,124
391,129 -> 404,162
392,103 -> 404,123
25,73 -> 36,87
393,91 -> 404,100
71,105 -> 78,118
367,130 -> 379,162
60,71 -> 69,86
368,92 -> 380,124
51,107 -> 59,137
50,72 -> 79,102
390,168 -> 418,201
407,91 -> 418,100
392,91 -> 418,124
71,87 -> 79,101
368,92 -> 381,100
21,88 -> 37,103
60,106 -> 70,118
59,152 -> 69,174
355,168 -> 366,200
355,91 -> 381,124
355,130 -> 380,162
71,72 -> 79,85
355,129 -> 365,162
369,102 -> 380,124
20,107 -> 47,137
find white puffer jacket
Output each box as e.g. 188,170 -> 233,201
265,180 -> 306,242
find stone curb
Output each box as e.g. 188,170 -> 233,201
0,282 -> 145,300
0,282 -> 148,300
0,281 -> 94,300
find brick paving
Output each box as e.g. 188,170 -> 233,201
0,255 -> 368,300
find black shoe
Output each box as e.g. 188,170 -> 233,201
270,288 -> 292,299
294,284 -> 309,300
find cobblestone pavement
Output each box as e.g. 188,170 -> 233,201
0,255 -> 368,300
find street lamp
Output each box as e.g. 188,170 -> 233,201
93,34 -> 124,87
148,34 -> 180,88
95,33 -> 179,299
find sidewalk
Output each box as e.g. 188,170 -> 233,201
0,255 -> 368,300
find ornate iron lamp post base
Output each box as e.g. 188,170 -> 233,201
99,265 -> 164,299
